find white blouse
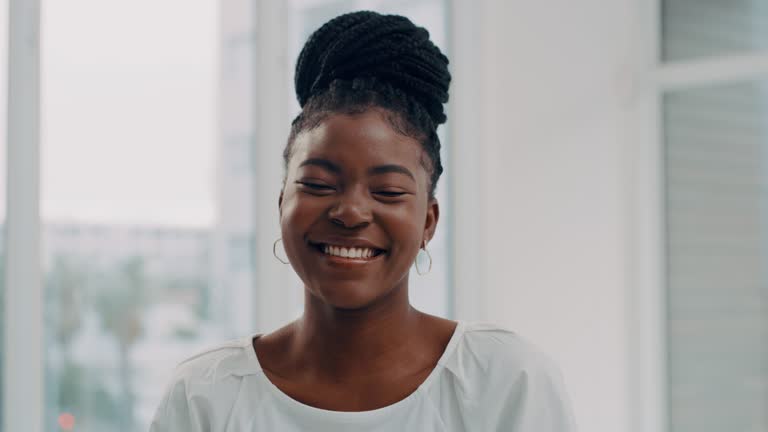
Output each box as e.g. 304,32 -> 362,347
149,321 -> 578,431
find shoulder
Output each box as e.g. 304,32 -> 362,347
172,338 -> 254,383
149,337 -> 260,432
438,322 -> 578,430
458,321 -> 561,375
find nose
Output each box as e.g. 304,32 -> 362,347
328,187 -> 372,229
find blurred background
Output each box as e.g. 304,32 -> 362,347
2,0 -> 767,431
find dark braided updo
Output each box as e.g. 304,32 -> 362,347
284,11 -> 451,198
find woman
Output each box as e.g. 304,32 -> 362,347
151,11 -> 577,431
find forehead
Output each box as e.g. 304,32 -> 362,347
290,110 -> 424,171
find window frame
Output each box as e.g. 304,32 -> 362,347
631,2 -> 768,432
251,0 -> 303,332
3,1 -> 43,431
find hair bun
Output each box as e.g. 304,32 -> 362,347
294,10 -> 451,125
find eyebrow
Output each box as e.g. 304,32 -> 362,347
298,158 -> 341,174
298,158 -> 415,181
368,164 -> 415,181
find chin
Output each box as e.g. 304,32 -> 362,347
308,282 -> 386,311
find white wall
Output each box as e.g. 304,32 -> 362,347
450,2 -> 648,432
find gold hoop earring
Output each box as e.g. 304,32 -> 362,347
415,239 -> 432,275
273,238 -> 289,265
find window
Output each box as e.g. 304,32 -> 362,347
664,81 -> 768,432
660,1 -> 768,431
662,0 -> 768,62
40,1 -> 235,430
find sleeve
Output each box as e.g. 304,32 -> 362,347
149,374 -> 205,432
504,354 -> 579,432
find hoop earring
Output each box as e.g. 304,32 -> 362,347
415,239 -> 432,276
273,238 -> 289,265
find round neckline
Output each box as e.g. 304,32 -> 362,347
244,320 -> 466,423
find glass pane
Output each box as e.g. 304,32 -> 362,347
41,1 -> 254,430
288,0 -> 452,317
662,0 -> 768,62
664,81 -> 768,432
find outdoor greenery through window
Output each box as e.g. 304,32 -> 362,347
40,0 -> 229,430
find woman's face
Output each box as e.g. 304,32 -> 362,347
279,109 -> 439,310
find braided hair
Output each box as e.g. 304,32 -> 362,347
285,11 -> 451,199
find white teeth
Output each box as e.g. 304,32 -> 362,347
321,244 -> 377,259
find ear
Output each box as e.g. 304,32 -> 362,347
423,197 -> 440,246
278,190 -> 284,218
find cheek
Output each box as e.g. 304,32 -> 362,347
281,190 -> 323,225
382,202 -> 427,252
279,191 -> 321,257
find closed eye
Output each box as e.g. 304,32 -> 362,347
375,191 -> 407,197
296,181 -> 335,192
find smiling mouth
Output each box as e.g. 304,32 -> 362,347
309,242 -> 387,260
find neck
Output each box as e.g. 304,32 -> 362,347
291,282 -> 426,381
